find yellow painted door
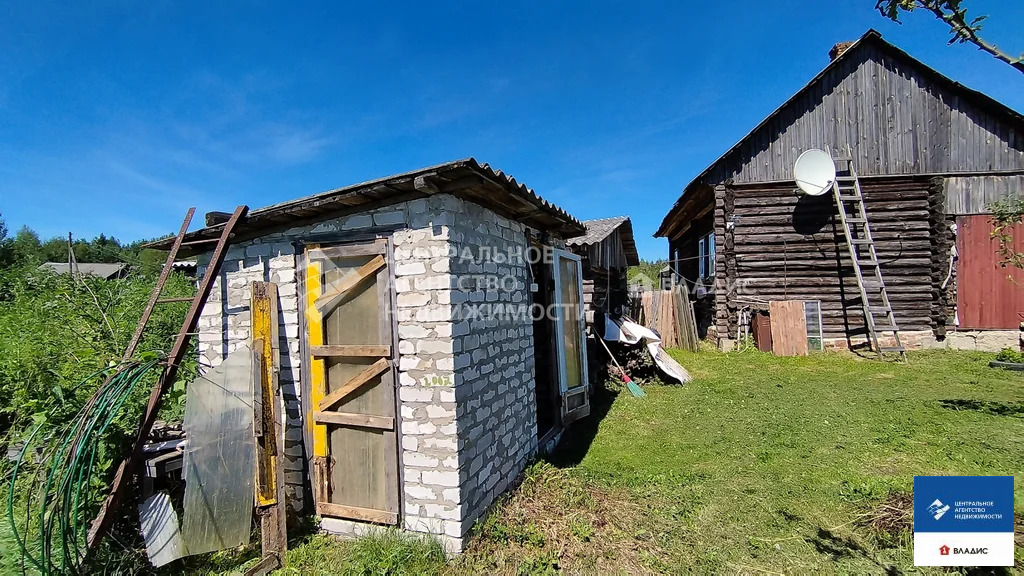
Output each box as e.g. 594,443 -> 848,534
305,239 -> 399,524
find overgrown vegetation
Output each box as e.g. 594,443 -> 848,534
995,347 -> 1024,363
0,213 -> 195,574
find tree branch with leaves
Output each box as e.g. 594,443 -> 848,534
989,198 -> 1024,270
877,0 -> 1023,74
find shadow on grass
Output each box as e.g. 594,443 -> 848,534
939,399 -> 1024,418
545,381 -> 619,468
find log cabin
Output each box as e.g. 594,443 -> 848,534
656,29 -> 1024,352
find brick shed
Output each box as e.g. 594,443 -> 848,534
155,159 -> 592,553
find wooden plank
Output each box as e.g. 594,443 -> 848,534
769,300 -> 809,356
250,281 -> 287,565
317,358 -> 390,411
307,240 -> 388,259
311,345 -> 391,357
313,411 -> 394,430
314,255 -> 386,314
316,502 -> 397,525
306,258 -> 328,472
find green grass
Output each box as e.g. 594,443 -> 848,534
559,349 -> 1024,573
112,349 -> 1024,574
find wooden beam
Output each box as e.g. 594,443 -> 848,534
313,411 -> 394,430
314,255 -> 386,315
414,174 -> 441,195
307,240 -> 387,260
311,345 -> 391,357
316,502 -> 397,525
317,358 -> 390,411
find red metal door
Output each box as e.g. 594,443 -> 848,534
956,215 -> 1024,329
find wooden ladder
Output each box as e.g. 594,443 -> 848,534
87,205 -> 249,550
830,155 -> 906,361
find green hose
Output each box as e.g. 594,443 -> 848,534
6,357 -> 165,575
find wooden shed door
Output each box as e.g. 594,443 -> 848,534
305,239 -> 398,524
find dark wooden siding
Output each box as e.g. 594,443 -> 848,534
705,42 -> 1024,186
956,215 -> 1024,329
944,175 -> 1024,215
715,177 -> 948,340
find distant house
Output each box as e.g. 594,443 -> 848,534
566,216 -> 639,324
655,29 -> 1024,351
39,262 -> 129,280
171,260 -> 198,277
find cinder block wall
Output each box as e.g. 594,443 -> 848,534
193,193 -> 547,553
448,198 -> 538,535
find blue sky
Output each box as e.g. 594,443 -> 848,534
1,1 -> 1022,259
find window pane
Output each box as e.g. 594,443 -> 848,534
558,257 -> 583,390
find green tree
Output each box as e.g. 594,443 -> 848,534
0,214 -> 11,266
12,226 -> 42,264
877,0 -> 1023,73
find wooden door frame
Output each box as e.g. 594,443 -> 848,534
530,239 -> 562,446
295,232 -> 403,524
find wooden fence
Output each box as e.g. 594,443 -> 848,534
628,286 -> 699,352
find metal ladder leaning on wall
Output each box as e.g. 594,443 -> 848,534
831,155 -> 907,361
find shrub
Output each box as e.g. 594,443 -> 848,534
994,347 -> 1024,363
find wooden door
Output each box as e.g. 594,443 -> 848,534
551,249 -> 590,424
305,239 -> 398,524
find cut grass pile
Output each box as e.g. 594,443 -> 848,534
170,349 -> 1022,574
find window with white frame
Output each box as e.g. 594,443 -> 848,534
697,232 -> 715,280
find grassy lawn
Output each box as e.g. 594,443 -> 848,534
551,349 -> 1024,573
183,349 -> 1023,575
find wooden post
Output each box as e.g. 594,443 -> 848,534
248,281 -> 287,575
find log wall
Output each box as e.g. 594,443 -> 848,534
714,176 -> 950,340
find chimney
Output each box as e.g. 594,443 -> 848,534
829,41 -> 855,61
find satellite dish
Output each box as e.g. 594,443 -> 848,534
793,149 -> 836,196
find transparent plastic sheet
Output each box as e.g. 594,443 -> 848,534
138,491 -> 185,567
180,345 -> 256,556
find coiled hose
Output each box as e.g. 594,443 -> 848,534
7,357 -> 164,575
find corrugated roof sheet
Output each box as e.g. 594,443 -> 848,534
567,216 -> 630,246
567,216 -> 640,266
148,158 -> 586,254
39,262 -> 128,279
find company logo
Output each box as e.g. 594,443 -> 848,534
913,476 -> 1014,567
938,545 -> 989,556
927,499 -> 950,520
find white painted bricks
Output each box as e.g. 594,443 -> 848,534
193,195 -> 547,551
